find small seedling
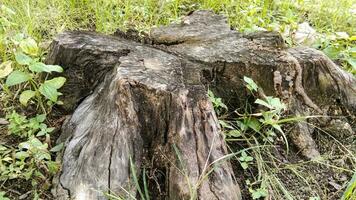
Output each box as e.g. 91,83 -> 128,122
239,151 -> 254,170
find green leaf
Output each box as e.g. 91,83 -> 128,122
19,90 -> 36,106
219,120 -> 234,129
15,52 -> 33,65
11,33 -> 25,45
255,97 -> 286,111
19,37 -> 39,56
342,172 -> 356,200
245,156 -> 254,162
323,46 -> 340,59
38,77 -> 66,102
0,61 -> 13,78
39,83 -> 58,102
15,151 -> 30,160
255,98 -> 272,109
272,124 -> 284,134
5,70 -> 30,86
50,143 -> 63,152
227,130 -> 241,137
269,97 -> 286,111
246,118 -> 261,132
241,162 -> 248,170
0,191 -> 10,200
29,62 -> 63,73
36,114 -> 46,123
35,151 -> 51,161
347,58 -> 356,69
0,145 -> 7,151
243,76 -> 258,92
47,161 -> 60,174
44,77 -> 66,89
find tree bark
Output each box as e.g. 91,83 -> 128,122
48,10 -> 355,200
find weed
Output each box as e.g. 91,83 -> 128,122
6,111 -> 54,138
342,172 -> 356,200
209,76 -> 300,199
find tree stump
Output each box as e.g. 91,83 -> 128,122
47,11 -> 355,200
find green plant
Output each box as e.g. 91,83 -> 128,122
208,89 -> 227,115
225,76 -> 290,149
209,76 -> 302,199
0,137 -> 59,182
0,34 -> 66,112
245,179 -> 268,199
313,33 -> 356,74
0,138 -> 61,189
342,172 -> 356,200
0,111 -> 62,195
0,191 -> 10,200
239,151 -> 254,170
6,111 -> 54,138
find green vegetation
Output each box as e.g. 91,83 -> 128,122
0,0 -> 355,199
1,0 -> 355,73
209,77 -> 355,199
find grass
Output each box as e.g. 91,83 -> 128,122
0,0 -> 355,199
1,0 -> 355,39
1,0 -> 355,72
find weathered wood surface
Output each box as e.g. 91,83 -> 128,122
48,10 -> 355,200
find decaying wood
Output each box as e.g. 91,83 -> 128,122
47,10 -> 355,200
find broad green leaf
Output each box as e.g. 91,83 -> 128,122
45,77 -> 66,89
243,76 -> 258,91
245,156 -> 254,162
35,151 -> 51,161
5,70 -> 30,86
347,58 -> 356,69
29,62 -> 63,73
227,130 -> 241,137
0,191 -> 10,200
241,162 -> 248,169
11,33 -> 25,45
36,114 -> 46,123
323,46 -> 340,59
0,61 -> 13,78
349,47 -> 356,56
19,37 -> 39,56
255,98 -> 272,109
29,137 -> 45,148
350,36 -> 356,41
15,151 -> 30,160
246,118 -> 261,132
39,83 -> 58,102
19,90 -> 36,106
15,52 -> 33,65
50,143 -> 64,152
39,78 -> 66,102
269,97 -> 286,111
